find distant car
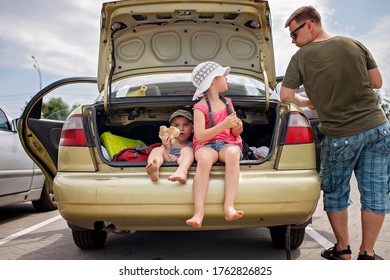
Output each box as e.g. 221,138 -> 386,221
19,0 -> 320,250
0,105 -> 57,211
377,90 -> 390,120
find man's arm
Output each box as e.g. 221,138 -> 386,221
280,85 -> 313,108
368,67 -> 382,89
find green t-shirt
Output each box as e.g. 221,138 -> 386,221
283,36 -> 387,137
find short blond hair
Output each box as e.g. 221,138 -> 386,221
284,6 -> 321,28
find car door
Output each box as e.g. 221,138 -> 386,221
0,106 -> 34,196
18,77 -> 98,192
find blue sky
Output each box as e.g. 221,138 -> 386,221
0,0 -> 389,117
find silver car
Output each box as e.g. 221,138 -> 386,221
0,105 -> 56,211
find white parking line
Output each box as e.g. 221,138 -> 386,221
0,214 -> 333,251
0,215 -> 62,246
305,226 -> 334,249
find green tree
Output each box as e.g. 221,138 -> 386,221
42,97 -> 69,120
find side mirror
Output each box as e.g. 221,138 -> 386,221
11,118 -> 19,133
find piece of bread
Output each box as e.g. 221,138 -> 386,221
159,125 -> 180,144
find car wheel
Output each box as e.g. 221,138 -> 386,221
269,225 -> 306,249
72,229 -> 107,249
32,180 -> 57,211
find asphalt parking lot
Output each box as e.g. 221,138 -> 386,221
0,175 -> 388,280
0,174 -> 389,261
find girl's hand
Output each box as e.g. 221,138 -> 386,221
234,118 -> 243,129
224,112 -> 239,129
232,118 -> 243,136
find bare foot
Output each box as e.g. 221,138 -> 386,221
186,214 -> 203,228
168,170 -> 187,184
145,159 -> 159,182
225,208 -> 244,222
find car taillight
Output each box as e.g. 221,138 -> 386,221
285,112 -> 313,144
59,114 -> 87,146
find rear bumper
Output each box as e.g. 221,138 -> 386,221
54,169 -> 320,231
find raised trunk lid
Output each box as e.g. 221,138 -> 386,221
98,0 -> 276,111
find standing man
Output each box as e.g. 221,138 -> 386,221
280,6 -> 389,260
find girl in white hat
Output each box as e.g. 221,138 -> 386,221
186,61 -> 244,228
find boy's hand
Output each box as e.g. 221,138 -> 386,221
161,135 -> 172,152
165,154 -> 178,162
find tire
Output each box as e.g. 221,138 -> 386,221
32,180 -> 57,211
72,229 -> 107,249
269,225 -> 306,249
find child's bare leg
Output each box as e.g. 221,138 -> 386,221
168,147 -> 194,184
146,147 -> 165,182
146,160 -> 159,182
220,145 -> 244,222
186,169 -> 209,228
186,147 -> 217,228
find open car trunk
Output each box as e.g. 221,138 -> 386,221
88,95 -> 279,168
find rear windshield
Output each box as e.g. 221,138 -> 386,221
96,73 -> 278,100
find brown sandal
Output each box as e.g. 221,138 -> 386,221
321,244 -> 352,260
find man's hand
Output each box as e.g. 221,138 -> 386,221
280,85 -> 313,108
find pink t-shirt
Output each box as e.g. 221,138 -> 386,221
192,97 -> 242,151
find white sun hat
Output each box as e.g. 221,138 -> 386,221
191,61 -> 231,100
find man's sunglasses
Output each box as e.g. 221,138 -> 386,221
290,20 -> 313,39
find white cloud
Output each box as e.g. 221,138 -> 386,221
0,0 -> 388,117
0,0 -> 105,76
0,0 -> 388,91
268,0 -> 332,75
269,0 -> 389,90
358,15 -> 390,90
0,0 -> 333,77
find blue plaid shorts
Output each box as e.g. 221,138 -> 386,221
320,122 -> 390,213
